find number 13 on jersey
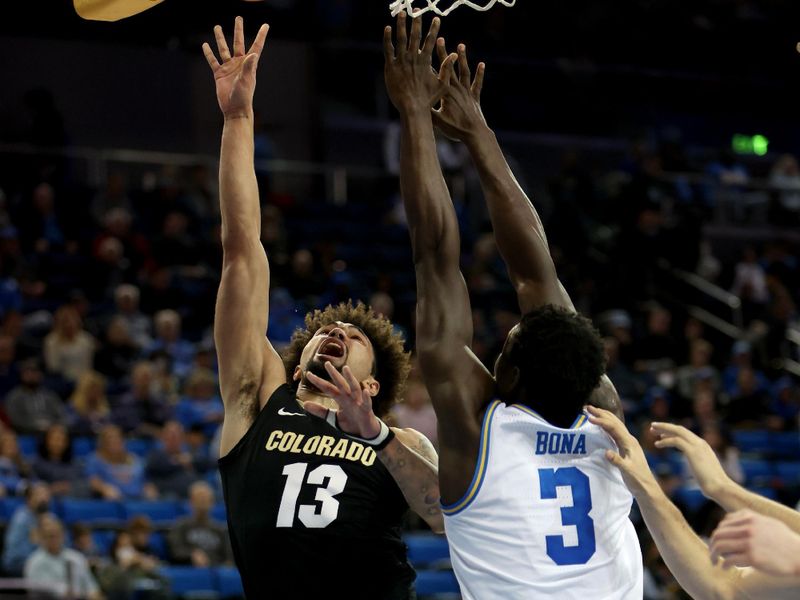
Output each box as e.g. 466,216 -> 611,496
538,467 -> 596,566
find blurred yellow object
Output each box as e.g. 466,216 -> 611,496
73,0 -> 165,21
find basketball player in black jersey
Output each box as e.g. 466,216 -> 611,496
202,18 -> 442,600
384,11 -> 622,515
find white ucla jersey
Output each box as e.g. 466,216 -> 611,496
442,400 -> 643,600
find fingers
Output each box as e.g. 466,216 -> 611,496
341,366 -> 362,398
383,26 -> 395,62
651,421 -> 694,439
305,371 -> 341,397
652,435 -> 690,453
457,44 -> 471,87
396,12 -> 407,59
586,405 -> 627,442
214,25 -> 231,62
248,23 -> 270,57
436,37 -> 448,65
605,449 -> 625,468
202,43 -> 220,71
324,362 -> 352,396
243,53 -> 260,77
438,52 -> 458,84
421,17 -> 440,57
409,11 -> 423,53
233,16 -> 245,57
472,62 -> 485,99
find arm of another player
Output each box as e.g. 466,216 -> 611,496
585,406 -> 747,600
203,19 -> 285,457
432,42 -> 566,315
305,364 -> 443,532
433,43 -> 623,420
652,422 -> 800,535
384,13 -> 495,503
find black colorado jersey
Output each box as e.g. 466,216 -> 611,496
219,384 -> 415,599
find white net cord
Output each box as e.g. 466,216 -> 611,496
389,0 -> 516,18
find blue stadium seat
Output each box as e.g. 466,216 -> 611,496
211,503 -> 227,522
59,499 -> 124,526
404,534 -> 450,567
122,500 -> 182,525
72,437 -> 96,458
17,435 -> 38,458
772,433 -> 800,459
91,530 -> 117,556
740,459 -> 774,486
674,487 -> 709,513
126,438 -> 155,457
775,462 -> 800,486
415,570 -> 460,596
216,567 -> 244,598
158,566 -> 216,597
732,431 -> 773,455
0,497 -> 24,523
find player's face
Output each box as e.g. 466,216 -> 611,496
494,324 -> 521,396
296,321 -> 377,387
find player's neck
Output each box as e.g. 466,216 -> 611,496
295,383 -> 338,411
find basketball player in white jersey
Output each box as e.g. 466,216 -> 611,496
383,12 -> 642,599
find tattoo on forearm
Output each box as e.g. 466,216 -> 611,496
379,439 -> 441,518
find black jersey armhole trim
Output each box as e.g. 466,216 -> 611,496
217,383 -> 293,467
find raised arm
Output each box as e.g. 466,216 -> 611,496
433,43 -> 566,314
384,13 -> 494,503
589,407 -> 800,600
652,422 -> 800,534
203,18 -> 285,457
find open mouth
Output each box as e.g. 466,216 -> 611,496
317,338 -> 346,360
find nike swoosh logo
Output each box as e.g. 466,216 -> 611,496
278,407 -> 305,417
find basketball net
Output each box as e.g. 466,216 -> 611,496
389,0 -> 516,17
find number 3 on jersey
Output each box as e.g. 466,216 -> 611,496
277,463 -> 347,528
538,467 -> 596,565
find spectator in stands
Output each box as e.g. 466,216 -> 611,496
24,513 -> 102,600
97,529 -> 168,600
168,481 -> 231,567
0,333 -> 20,400
145,421 -> 200,498
391,374 -> 437,447
0,430 -> 32,495
634,304 -> 680,372
111,284 -> 152,350
726,366 -> 772,428
731,246 -> 769,322
602,336 -> 644,412
687,388 -> 721,432
767,376 -> 799,431
69,370 -> 112,436
94,208 -> 153,277
127,515 -> 161,559
86,425 -> 157,500
174,368 -> 223,437
675,339 -> 720,400
111,361 -> 172,438
71,523 -> 107,573
151,210 -> 197,269
16,183 -> 66,255
2,482 -> 51,576
33,424 -> 85,497
769,154 -> 800,218
721,340 -> 769,398
5,358 -> 67,434
43,305 -> 96,382
94,317 -> 139,383
143,310 -> 194,379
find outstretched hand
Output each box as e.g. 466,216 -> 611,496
432,41 -> 487,142
650,422 -> 731,500
305,362 -> 382,439
710,510 -> 800,575
202,17 -> 269,119
586,405 -> 656,498
384,12 -> 458,115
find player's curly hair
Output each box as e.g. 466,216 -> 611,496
510,304 -> 606,427
282,301 -> 411,419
